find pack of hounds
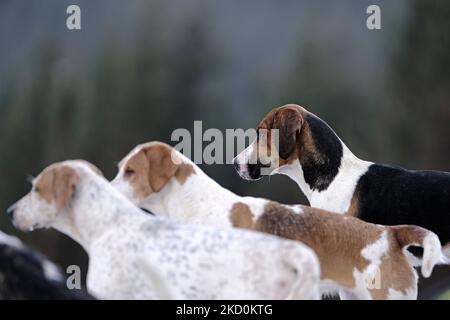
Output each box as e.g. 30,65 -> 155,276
3,104 -> 450,300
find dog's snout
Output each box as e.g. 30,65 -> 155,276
6,204 -> 16,219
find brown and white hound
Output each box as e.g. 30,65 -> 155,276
112,142 -> 444,299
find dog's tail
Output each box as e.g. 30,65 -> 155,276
285,245 -> 321,300
392,225 -> 446,278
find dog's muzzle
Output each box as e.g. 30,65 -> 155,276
232,158 -> 262,180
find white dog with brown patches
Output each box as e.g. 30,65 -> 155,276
112,141 -> 444,300
7,160 -> 320,300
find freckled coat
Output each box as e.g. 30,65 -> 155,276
10,161 -> 320,300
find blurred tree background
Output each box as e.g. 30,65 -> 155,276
0,0 -> 449,298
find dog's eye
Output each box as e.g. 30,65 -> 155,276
124,168 -> 135,177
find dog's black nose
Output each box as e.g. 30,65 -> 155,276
247,163 -> 261,180
6,205 -> 15,219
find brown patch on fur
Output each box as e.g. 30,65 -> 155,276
257,105 -> 303,162
36,165 -> 79,209
121,142 -> 196,199
368,229 -> 416,299
35,170 -> 55,204
229,200 -> 417,298
145,144 -> 182,192
256,104 -> 323,168
392,225 -> 428,249
347,193 -> 360,217
175,163 -> 195,185
230,203 -> 255,230
380,225 -> 439,297
121,149 -> 153,200
255,203 -> 381,290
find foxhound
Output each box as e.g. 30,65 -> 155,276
112,141 -> 444,299
233,104 -> 450,260
8,160 -> 320,300
0,231 -> 93,299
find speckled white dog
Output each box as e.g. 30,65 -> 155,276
7,160 -> 320,300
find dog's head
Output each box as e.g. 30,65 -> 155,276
7,160 -> 103,232
233,104 -> 305,180
111,142 -> 195,205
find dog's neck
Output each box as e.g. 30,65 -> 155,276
276,114 -> 372,213
141,156 -> 243,227
52,177 -> 143,251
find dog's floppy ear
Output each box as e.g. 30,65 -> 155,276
273,106 -> 303,159
36,165 -> 79,209
144,144 -> 180,193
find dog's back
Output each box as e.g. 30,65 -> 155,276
353,163 -> 450,249
231,201 -> 443,299
87,214 -> 321,300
